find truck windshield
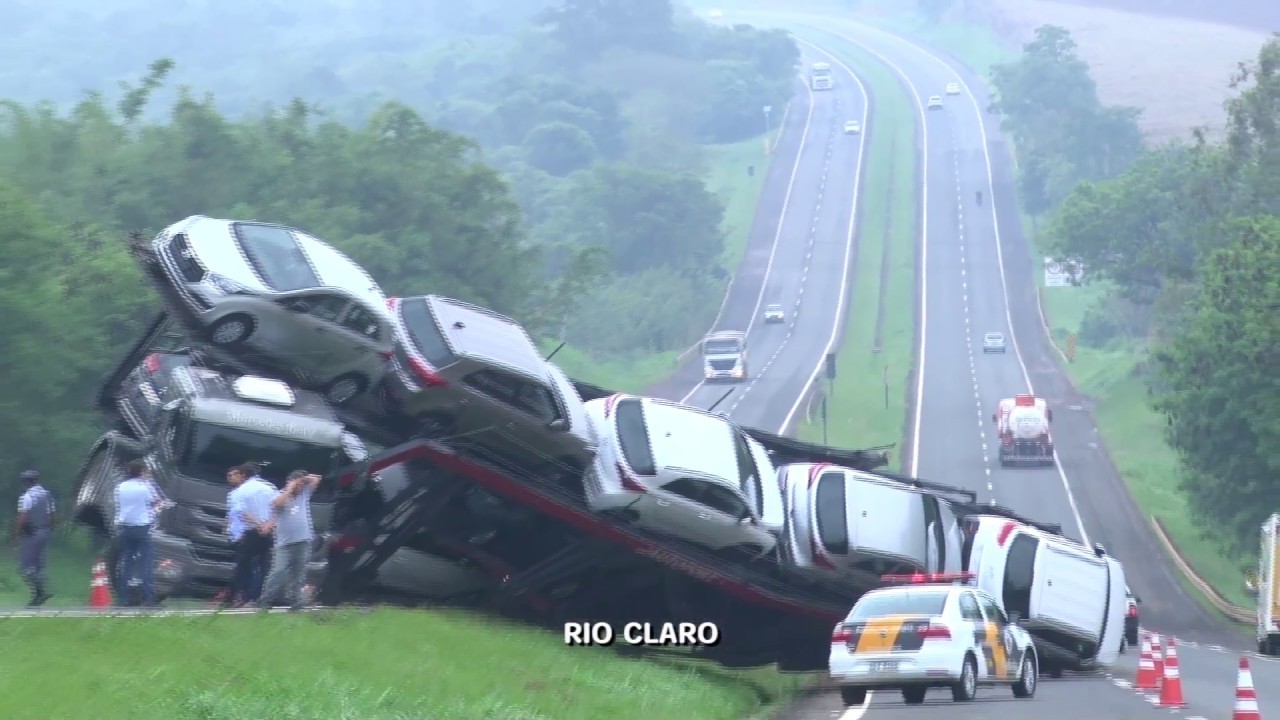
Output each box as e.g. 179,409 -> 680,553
704,340 -> 742,355
812,68 -> 831,77
179,422 -> 340,499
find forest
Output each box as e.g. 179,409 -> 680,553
990,27 -> 1280,555
0,0 -> 800,501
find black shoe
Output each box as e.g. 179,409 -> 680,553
26,592 -> 52,607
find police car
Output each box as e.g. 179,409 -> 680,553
829,572 -> 1040,705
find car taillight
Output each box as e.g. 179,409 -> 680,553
406,355 -> 447,387
920,623 -> 951,641
144,353 -> 161,374
831,624 -> 853,644
615,463 -> 647,493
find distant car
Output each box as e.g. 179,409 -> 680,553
830,576 -> 1039,706
927,96 -> 944,110
982,332 -> 1007,353
582,394 -> 779,558
131,215 -> 395,406
763,303 -> 786,323
385,295 -> 595,483
843,120 -> 861,135
945,83 -> 961,96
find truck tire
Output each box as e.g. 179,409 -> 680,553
840,686 -> 866,706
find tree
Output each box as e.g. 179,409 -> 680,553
1152,216 -> 1280,553
540,0 -> 680,63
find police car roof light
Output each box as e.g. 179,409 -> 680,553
231,376 -> 296,407
880,571 -> 975,585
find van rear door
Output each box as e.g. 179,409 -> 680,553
1093,557 -> 1127,665
1032,542 -> 1109,644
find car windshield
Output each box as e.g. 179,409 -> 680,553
704,340 -> 742,354
848,590 -> 949,620
398,297 -> 458,368
179,422 -> 341,498
766,304 -> 781,311
232,223 -> 321,291
986,334 -> 1003,342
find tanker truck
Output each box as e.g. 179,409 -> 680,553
992,394 -> 1055,467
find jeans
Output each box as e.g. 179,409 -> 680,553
19,527 -> 51,595
118,524 -> 155,605
258,541 -> 310,609
230,531 -> 272,603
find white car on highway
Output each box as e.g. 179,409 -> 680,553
843,120 -> 861,135
582,393 -> 781,558
927,96 -> 944,110
830,575 -> 1039,706
763,303 -> 786,323
945,83 -> 961,95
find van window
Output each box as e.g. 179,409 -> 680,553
814,471 -> 849,556
399,298 -> 458,368
1003,534 -> 1038,619
614,399 -> 655,475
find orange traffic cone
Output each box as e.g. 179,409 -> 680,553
89,558 -> 112,608
1157,637 -> 1186,708
1151,633 -> 1165,689
1135,631 -> 1159,690
1233,656 -> 1261,720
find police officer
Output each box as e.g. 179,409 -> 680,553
10,469 -> 55,606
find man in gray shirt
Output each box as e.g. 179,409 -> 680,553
258,470 -> 321,611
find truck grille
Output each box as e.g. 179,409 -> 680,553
708,358 -> 738,371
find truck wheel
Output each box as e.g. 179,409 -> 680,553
839,686 -> 866,706
901,686 -> 926,704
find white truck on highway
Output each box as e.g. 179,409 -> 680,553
992,394 -> 1055,467
701,330 -> 748,382
1259,513 -> 1280,655
809,62 -> 833,90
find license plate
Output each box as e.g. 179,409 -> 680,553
869,661 -> 899,672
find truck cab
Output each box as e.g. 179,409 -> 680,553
809,62 -> 833,90
73,357 -> 365,598
702,330 -> 748,382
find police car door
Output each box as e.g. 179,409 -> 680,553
958,592 -> 997,680
977,592 -> 1019,680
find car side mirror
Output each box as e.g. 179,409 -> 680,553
546,418 -> 568,431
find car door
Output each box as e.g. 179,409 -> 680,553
457,367 -> 539,464
272,292 -> 350,377
654,478 -> 726,548
978,592 -> 1019,680
324,301 -> 392,380
958,592 -> 995,680
698,480 -> 769,551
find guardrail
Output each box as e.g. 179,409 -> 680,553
1148,515 -> 1254,625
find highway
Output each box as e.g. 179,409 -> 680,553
725,11 -> 1278,720
654,53 -> 868,439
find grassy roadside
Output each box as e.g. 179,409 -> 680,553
862,13 -> 1252,607
543,134 -> 773,393
788,31 -> 917,469
0,608 -> 806,720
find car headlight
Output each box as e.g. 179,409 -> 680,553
206,273 -> 250,294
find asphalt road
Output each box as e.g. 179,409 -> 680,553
654,53 -> 869,439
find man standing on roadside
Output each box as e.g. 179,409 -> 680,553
225,463 -> 275,607
10,469 -> 55,607
114,460 -> 165,607
258,470 -> 321,611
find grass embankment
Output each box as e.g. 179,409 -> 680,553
0,608 -> 808,720
789,31 -> 918,468
543,133 -> 773,392
865,15 -> 1251,606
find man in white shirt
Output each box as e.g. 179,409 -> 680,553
114,460 -> 166,606
225,462 -> 276,606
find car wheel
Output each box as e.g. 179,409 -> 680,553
901,686 -> 927,704
324,373 -> 367,406
1012,652 -> 1038,698
951,654 -> 977,702
207,313 -> 255,346
839,686 -> 866,706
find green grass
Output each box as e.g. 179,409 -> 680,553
863,8 -> 1254,608
0,534 -> 96,608
538,133 -> 775,392
788,31 -> 918,465
0,607 -> 809,720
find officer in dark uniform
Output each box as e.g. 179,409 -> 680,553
11,469 -> 55,606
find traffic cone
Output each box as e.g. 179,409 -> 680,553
1157,637 -> 1186,708
1233,656 -> 1261,720
1151,633 -> 1165,689
89,558 -> 112,608
1135,631 -> 1159,690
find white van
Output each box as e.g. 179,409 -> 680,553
780,463 -> 963,581
962,515 -> 1127,674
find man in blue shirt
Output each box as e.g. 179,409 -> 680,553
258,469 -> 321,611
225,462 -> 275,607
114,460 -> 166,607
10,469 -> 55,606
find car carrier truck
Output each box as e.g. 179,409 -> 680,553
1259,513 -> 1280,655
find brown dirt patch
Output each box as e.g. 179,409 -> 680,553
977,0 -> 1272,142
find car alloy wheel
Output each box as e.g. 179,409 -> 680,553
208,314 -> 254,345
